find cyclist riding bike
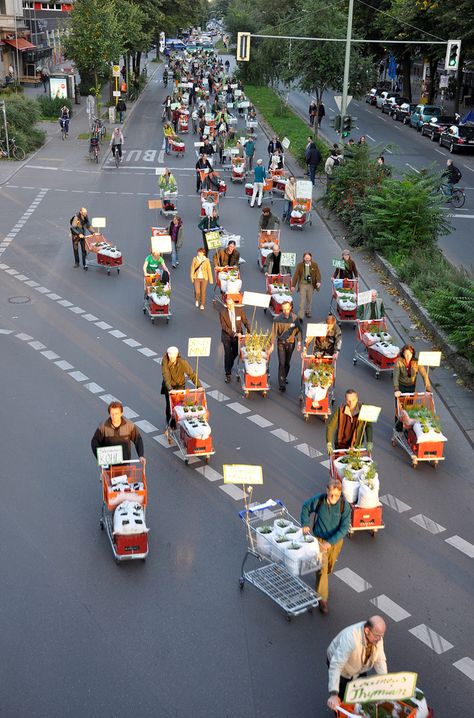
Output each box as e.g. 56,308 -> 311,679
59,106 -> 70,136
441,159 -> 462,197
110,127 -> 124,160
163,68 -> 168,87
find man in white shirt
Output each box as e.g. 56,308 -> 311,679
327,616 -> 388,711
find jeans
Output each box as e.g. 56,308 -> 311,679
222,334 -> 238,375
277,341 -> 295,388
316,538 -> 343,600
246,154 -> 254,171
164,136 -> 170,154
309,163 -> 317,185
251,181 -> 263,207
71,234 -> 87,267
283,199 -> 292,221
171,243 -> 179,265
118,110 -> 124,123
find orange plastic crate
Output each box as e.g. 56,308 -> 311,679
114,532 -> 148,556
97,253 -> 122,267
407,429 -> 445,459
244,373 -> 268,390
179,426 -> 213,455
303,394 -> 330,414
351,504 -> 383,529
102,465 -> 147,510
149,300 -> 169,314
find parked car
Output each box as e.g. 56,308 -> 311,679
391,102 -> 417,123
376,91 -> 391,109
409,104 -> 442,131
365,88 -> 381,105
420,115 -> 457,141
381,96 -> 410,114
439,124 -> 474,153
165,39 -> 187,51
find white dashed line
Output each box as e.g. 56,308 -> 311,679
84,382 -> 105,394
0,329 -> 14,334
82,313 -> 99,322
123,406 -> 139,419
334,567 -> 372,593
295,443 -> 323,459
41,350 -> 59,360
55,360 -> 74,371
200,380 -> 210,388
123,338 -> 141,348
109,329 -> 127,338
227,401 -> 251,414
195,466 -> 223,482
137,347 -> 157,357
95,321 -> 112,330
409,624 -> 453,654
35,286 -> 51,294
208,390 -> 230,402
319,459 -> 331,469
100,393 -> 118,404
69,306 -> 85,314
173,450 -> 200,464
270,428 -> 297,442
153,357 -> 163,365
247,414 -> 273,428
153,434 -> 173,448
445,535 -> 474,558
46,293 -> 61,300
15,274 -> 29,281
134,419 -> 159,433
16,333 -> 34,341
28,340 -> 46,350
453,657 -> 474,681
406,163 -> 420,174
5,268 -> 19,275
410,514 -> 446,534
370,595 -> 411,622
57,299 -> 73,307
380,494 -> 411,513
219,484 -> 245,500
68,370 -> 89,382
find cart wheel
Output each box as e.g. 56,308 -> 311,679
117,268 -> 120,275
352,357 -> 357,365
142,558 -> 146,563
298,395 -> 303,404
433,461 -> 438,470
184,459 -> 189,466
244,391 -> 249,399
375,372 -> 380,380
323,415 -> 328,423
348,531 -> 353,539
262,391 -> 267,398
166,317 -> 170,324
236,375 -> 240,383
99,519 -> 104,531
205,456 -> 209,464
371,530 -> 377,537
391,438 -> 396,447
263,307 -> 267,314
107,268 -> 110,275
115,558 -> 121,565
303,414 -> 308,421
331,396 -> 335,405
411,457 -> 418,469
307,607 -> 313,614
309,220 -> 312,226
151,318 -> 155,325
239,577 -> 244,590
142,307 -> 146,314
285,614 -> 292,622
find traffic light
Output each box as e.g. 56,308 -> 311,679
342,115 -> 352,137
445,40 -> 461,71
330,114 -> 341,132
236,32 -> 251,62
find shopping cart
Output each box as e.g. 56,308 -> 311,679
168,388 -> 214,464
265,273 -> 293,316
160,189 -> 178,218
353,318 -> 400,379
100,460 -> 148,563
392,393 -> 446,469
289,180 -> 312,229
257,229 -> 280,271
236,335 -> 269,398
213,265 -> 243,308
270,169 -> 287,197
299,354 -> 336,422
84,233 -> 122,275
143,275 -> 171,324
330,278 -> 358,325
239,499 -> 321,620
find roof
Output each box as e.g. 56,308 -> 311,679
3,38 -> 36,51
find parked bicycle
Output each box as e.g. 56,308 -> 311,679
439,184 -> 466,209
0,136 -> 26,161
90,117 -> 106,141
89,135 -> 100,163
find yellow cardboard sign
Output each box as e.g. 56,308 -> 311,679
187,337 -> 211,357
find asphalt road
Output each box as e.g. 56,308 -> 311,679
286,87 -> 474,272
0,66 -> 473,717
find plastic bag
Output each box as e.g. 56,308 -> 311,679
342,477 -> 359,504
113,501 -> 148,535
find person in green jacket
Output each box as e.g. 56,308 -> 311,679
357,290 -> 385,321
159,168 -> 177,194
326,389 -> 373,453
301,479 -> 351,614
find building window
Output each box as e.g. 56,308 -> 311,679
0,0 -> 6,14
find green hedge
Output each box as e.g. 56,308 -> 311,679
0,94 -> 45,154
244,85 -> 328,170
36,95 -> 72,121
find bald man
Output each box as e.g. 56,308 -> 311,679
70,207 -> 94,269
326,616 -> 388,711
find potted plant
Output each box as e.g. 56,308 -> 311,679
256,525 -> 273,556
284,542 -> 303,576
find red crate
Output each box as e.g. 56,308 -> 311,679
303,394 -> 329,414
114,532 -> 148,556
179,426 -> 213,455
97,253 -> 122,266
245,184 -> 253,196
336,305 -> 357,320
367,347 -> 398,369
224,292 -> 243,304
244,372 -> 268,390
351,504 -> 383,529
149,299 -> 169,314
407,429 -> 445,459
290,215 -> 306,225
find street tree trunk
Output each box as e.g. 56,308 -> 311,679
453,51 -> 464,114
401,51 -> 411,102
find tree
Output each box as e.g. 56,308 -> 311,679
63,0 -> 123,89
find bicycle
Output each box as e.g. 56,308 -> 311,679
112,145 -> 122,168
0,136 -> 26,161
89,136 -> 100,163
90,117 -> 106,141
439,184 -> 466,209
59,117 -> 69,140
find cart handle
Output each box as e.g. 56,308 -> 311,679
238,498 -> 284,520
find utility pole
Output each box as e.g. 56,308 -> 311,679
340,0 -> 354,130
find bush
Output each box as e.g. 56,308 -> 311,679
36,95 -> 72,120
427,281 -> 474,363
1,94 -> 45,153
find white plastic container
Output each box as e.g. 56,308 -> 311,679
256,526 -> 273,557
284,542 -> 303,576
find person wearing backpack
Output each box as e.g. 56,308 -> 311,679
442,159 -> 462,197
301,479 -> 351,614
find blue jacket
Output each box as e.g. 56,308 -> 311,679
254,164 -> 266,183
300,493 -> 351,545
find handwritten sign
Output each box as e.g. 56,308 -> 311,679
91,217 -> 106,228
97,445 -> 123,467
282,137 -> 290,149
344,672 -> 418,704
194,141 -> 204,148
332,258 -> 346,269
418,351 -> 441,367
223,464 -> 263,486
188,337 -> 211,357
306,323 -> 328,338
205,231 -> 223,249
242,291 -> 271,308
247,121 -> 258,128
151,235 -> 172,254
295,179 -> 312,200
357,290 -> 373,306
281,252 -> 296,267
358,404 -> 382,423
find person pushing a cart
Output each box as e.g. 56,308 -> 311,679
214,239 -> 240,268
326,389 -> 373,453
356,290 -> 385,321
304,314 -> 342,357
301,479 -> 351,615
161,347 -> 201,437
91,401 -> 146,466
220,297 -> 251,383
393,344 -> 431,430
269,301 -> 303,392
70,207 -> 94,270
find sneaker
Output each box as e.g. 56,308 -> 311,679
172,264 -> 176,268
83,265 -> 88,271
74,263 -> 79,268
176,261 -> 179,266
279,385 -> 286,392
195,301 -> 199,307
225,374 -> 231,383
200,305 -> 204,310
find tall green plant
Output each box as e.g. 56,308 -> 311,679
427,282 -> 474,362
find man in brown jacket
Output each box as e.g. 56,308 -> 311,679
220,297 -> 251,382
161,347 -> 201,431
326,389 -> 373,453
292,252 -> 321,319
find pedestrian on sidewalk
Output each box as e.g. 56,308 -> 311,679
324,149 -> 340,191
69,207 -> 94,270
309,100 -> 317,127
168,215 -> 183,267
292,252 -> 321,319
40,68 -> 49,93
305,142 -> 322,185
318,101 -> 326,128
326,617 -> 388,711
301,479 -> 351,615
116,97 -> 127,124
269,301 -> 302,391
250,159 -> 266,208
190,247 -> 213,310
326,389 -> 373,453
220,297 -> 251,383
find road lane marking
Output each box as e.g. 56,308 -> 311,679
123,338 -> 141,348
0,329 -> 14,334
434,149 -> 445,155
227,401 -> 251,414
320,459 -> 331,469
370,594 -> 411,622
463,165 -> 474,172
247,414 -> 273,428
68,370 -> 89,382
100,393 -> 118,404
57,299 -> 73,307
135,419 -> 159,433
35,286 -> 51,294
366,134 -> 375,141
409,624 -> 453,654
453,657 -> 474,681
173,450 -> 200,464
410,513 -> 446,534
380,494 -> 411,513
270,428 -> 297,442
123,406 -> 139,419
46,293 -> 61,300
295,443 -> 323,458
452,214 -> 474,219
445,535 -> 474,558
16,333 -> 34,341
406,163 -> 420,174
84,382 -> 105,394
82,313 -> 99,322
137,347 -> 157,357
109,329 -> 127,338
219,484 -> 245,500
207,389 -> 230,402
28,340 -> 46,350
55,360 -> 74,370
195,466 -> 223,482
95,321 -> 112,330
334,567 -> 372,593
41,350 -> 59,360
69,306 -> 85,314
153,434 -> 174,448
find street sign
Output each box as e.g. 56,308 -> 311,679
112,90 -> 121,97
282,137 -> 290,150
223,464 -> 263,485
97,445 -> 123,467
188,337 -> 212,357
112,65 -> 120,78
344,672 -> 418,704
280,252 -> 296,267
334,94 -> 352,112
236,32 -> 251,62
439,75 -> 449,89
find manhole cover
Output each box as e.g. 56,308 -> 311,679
8,296 -> 31,304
